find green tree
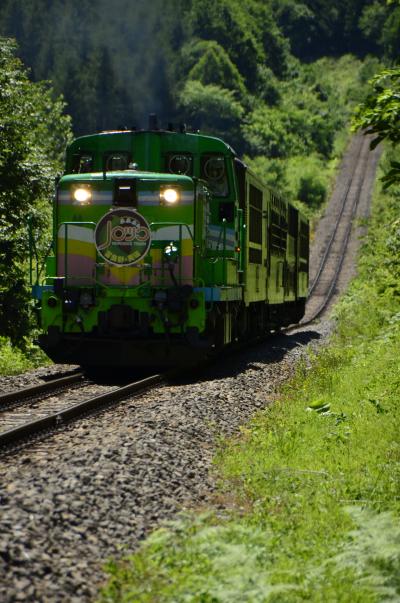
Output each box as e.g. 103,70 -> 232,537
64,60 -> 99,136
353,67 -> 400,187
185,0 -> 262,89
359,0 -> 400,60
183,39 -> 247,98
185,0 -> 289,90
381,3 -> 400,60
0,38 -> 71,344
177,79 -> 244,147
95,46 -> 137,131
243,88 -> 339,159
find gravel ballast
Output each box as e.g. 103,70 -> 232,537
0,364 -> 79,395
0,321 -> 331,603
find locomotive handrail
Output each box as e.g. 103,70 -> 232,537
28,218 -> 54,287
149,222 -> 194,282
56,218 -> 203,290
203,220 -> 230,287
216,219 -> 227,253
149,221 -> 194,240
149,221 -> 195,287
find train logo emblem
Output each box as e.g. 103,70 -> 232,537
95,208 -> 151,266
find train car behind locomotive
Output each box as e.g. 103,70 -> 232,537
32,120 -> 309,368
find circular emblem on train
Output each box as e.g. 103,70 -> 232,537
94,208 -> 151,266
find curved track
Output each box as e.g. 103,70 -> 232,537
0,134 -> 383,603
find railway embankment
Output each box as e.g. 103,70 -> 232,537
99,151 -> 400,601
0,139 -> 394,603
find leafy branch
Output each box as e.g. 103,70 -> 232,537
353,67 -> 400,187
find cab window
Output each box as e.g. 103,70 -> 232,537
104,152 -> 130,171
166,153 -> 193,175
71,153 -> 93,174
201,154 -> 228,197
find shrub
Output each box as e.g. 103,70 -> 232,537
298,174 -> 327,208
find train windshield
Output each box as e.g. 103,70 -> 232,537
201,154 -> 229,197
71,153 -> 93,173
166,153 -> 193,176
104,152 -> 130,171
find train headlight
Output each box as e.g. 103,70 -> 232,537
160,186 -> 180,205
73,186 -> 92,205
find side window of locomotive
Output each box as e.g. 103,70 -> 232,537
234,158 -> 246,209
71,153 -> 93,174
219,202 -> 234,223
201,154 -> 228,197
166,153 -> 193,176
104,153 -> 130,171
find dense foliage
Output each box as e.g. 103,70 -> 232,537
0,38 -> 71,346
354,66 -> 400,187
0,0 -> 398,137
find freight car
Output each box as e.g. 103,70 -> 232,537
32,118 -> 309,369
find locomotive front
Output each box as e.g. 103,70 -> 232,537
37,169 -> 210,368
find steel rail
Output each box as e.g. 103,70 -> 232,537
0,373 -> 163,450
0,371 -> 84,408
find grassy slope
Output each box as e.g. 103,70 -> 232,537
99,150 -> 400,602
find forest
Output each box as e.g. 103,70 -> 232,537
0,0 -> 399,136
0,0 -> 399,360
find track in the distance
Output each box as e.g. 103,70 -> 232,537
301,134 -> 380,324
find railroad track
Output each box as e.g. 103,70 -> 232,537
0,370 -> 84,409
0,136 -> 379,452
301,134 -> 378,324
0,372 -> 163,451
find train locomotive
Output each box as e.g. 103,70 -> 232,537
32,118 -> 309,369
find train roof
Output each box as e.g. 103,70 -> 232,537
60,170 -> 195,184
67,129 -> 237,156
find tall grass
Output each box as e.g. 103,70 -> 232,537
0,337 -> 50,375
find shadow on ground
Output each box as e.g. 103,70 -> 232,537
169,329 -> 322,385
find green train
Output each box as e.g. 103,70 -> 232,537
32,118 -> 309,369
